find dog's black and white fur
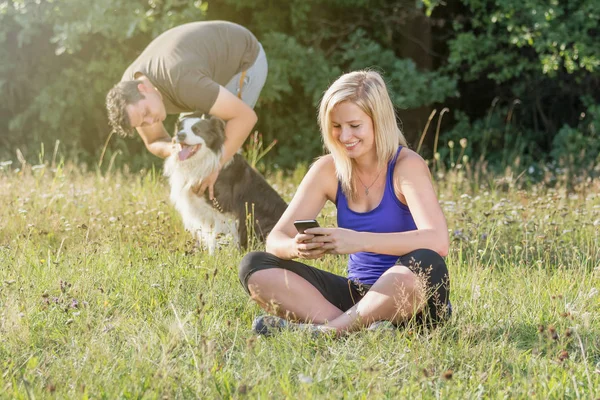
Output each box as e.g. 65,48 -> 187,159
163,113 -> 287,254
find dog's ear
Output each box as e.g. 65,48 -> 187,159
209,115 -> 226,133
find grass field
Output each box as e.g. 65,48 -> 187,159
0,157 -> 599,399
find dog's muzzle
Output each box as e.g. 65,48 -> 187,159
177,142 -> 202,161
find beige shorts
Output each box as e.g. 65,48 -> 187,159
224,43 -> 268,109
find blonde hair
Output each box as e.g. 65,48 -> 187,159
318,70 -> 407,197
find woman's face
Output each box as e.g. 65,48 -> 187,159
330,101 -> 375,159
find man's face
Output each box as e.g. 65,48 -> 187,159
125,83 -> 167,128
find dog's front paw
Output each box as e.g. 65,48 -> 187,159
201,233 -> 217,256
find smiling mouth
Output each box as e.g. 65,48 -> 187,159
178,144 -> 202,161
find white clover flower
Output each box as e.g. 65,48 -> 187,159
472,285 -> 481,301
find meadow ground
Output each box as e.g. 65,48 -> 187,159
0,157 -> 599,399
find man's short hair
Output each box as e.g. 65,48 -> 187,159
106,80 -> 144,137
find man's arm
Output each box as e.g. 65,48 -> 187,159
136,123 -> 173,159
191,85 -> 257,199
208,86 -> 258,165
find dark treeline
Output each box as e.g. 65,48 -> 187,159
0,0 -> 598,174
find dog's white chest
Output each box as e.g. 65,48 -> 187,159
166,157 -> 238,254
172,189 -> 238,254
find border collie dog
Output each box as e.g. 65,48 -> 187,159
163,113 -> 287,254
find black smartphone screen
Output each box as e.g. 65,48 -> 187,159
293,219 -> 320,234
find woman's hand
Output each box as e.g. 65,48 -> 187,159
306,227 -> 364,255
294,233 -> 328,259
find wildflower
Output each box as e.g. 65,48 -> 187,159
558,350 -> 569,361
298,374 -> 313,384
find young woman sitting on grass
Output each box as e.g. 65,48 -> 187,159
238,70 -> 451,336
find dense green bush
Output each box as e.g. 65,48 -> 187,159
0,0 -> 598,175
441,0 -> 599,174
551,100 -> 600,172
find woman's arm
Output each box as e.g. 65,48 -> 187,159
370,150 -> 449,256
266,155 -> 338,259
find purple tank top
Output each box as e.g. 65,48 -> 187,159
335,146 -> 417,285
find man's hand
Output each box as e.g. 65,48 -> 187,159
192,167 -> 220,200
137,125 -> 173,159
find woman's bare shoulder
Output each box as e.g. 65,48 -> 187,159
396,147 -> 428,169
311,154 -> 335,169
393,147 -> 432,185
308,154 -> 338,199
307,154 -> 337,178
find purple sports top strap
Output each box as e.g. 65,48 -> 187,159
335,146 -> 417,285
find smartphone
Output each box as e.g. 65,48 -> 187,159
294,219 -> 320,234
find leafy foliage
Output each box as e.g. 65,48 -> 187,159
551,100 -> 600,172
0,0 -> 598,174
443,0 -> 599,171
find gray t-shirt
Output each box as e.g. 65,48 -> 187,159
122,20 -> 260,114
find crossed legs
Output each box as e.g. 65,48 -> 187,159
238,249 -> 448,335
247,265 -> 424,334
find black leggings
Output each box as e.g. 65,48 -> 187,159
238,248 -> 451,326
